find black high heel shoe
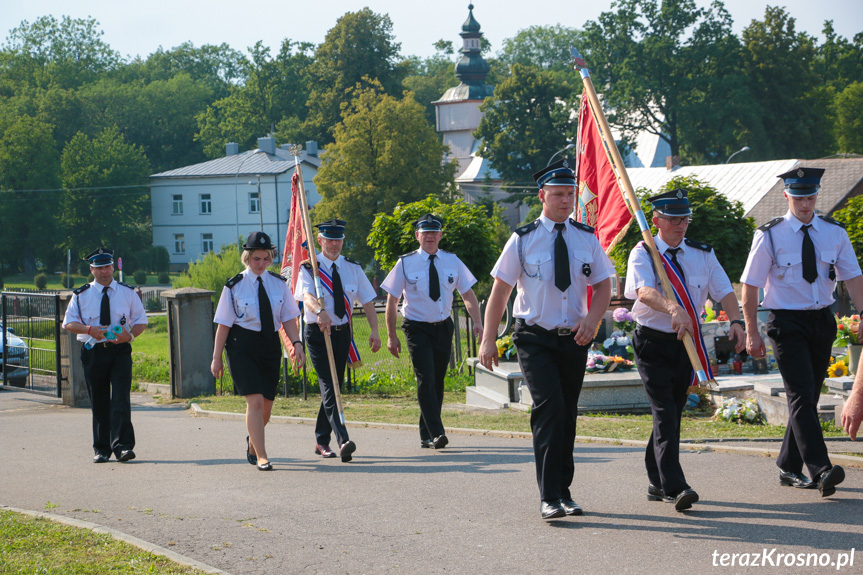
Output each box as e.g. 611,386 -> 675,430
246,436 -> 257,466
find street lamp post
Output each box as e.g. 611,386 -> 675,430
725,146 -> 751,164
547,143 -> 575,166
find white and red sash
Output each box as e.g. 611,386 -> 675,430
640,242 -> 714,386
317,266 -> 361,367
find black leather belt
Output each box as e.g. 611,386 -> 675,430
636,325 -> 679,342
515,319 -> 573,336
769,308 -> 830,317
313,323 -> 349,332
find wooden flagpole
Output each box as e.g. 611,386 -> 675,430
288,145 -> 347,422
569,46 -> 715,388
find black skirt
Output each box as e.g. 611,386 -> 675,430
225,325 -> 282,400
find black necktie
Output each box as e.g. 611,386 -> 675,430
667,247 -> 686,282
802,224 -> 817,283
257,277 -> 274,333
332,263 -> 346,319
554,223 -> 571,292
100,286 -> 111,325
428,254 -> 440,301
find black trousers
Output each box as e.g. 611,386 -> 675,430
513,320 -> 588,501
305,323 -> 351,447
403,318 -> 454,441
768,308 -> 835,479
633,327 -> 692,497
81,342 -> 134,458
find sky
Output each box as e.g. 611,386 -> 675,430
2,0 -> 861,62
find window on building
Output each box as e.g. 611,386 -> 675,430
249,191 -> 260,214
200,193 -> 212,214
173,234 -> 185,254
201,233 -> 214,254
172,194 -> 183,215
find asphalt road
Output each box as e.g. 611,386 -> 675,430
1,389 -> 861,575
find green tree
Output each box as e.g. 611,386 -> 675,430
173,243 -> 243,304
582,0 -> 748,164
59,126 -> 151,261
834,196 -> 863,270
740,6 -> 833,160
608,176 -> 754,280
132,42 -> 247,99
1,15 -> 120,89
196,40 -> 314,158
368,195 -> 505,296
0,114 -> 62,271
834,82 -> 863,154
312,82 -> 456,265
497,24 -> 585,80
303,8 -> 405,144
474,63 -> 578,184
814,22 -> 863,92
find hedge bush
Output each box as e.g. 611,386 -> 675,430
158,272 -> 170,284
34,274 -> 47,290
133,270 -> 147,285
61,273 -> 74,289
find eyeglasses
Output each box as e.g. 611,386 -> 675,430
657,216 -> 692,227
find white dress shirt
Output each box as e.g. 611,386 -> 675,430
490,213 -> 615,331
295,253 -> 377,325
213,268 -> 300,331
63,280 -> 148,342
740,210 -> 861,310
625,235 -> 734,333
381,248 -> 477,322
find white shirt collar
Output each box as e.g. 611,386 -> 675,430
785,210 -> 819,232
538,213 -> 569,233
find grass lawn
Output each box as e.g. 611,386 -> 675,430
0,510 -> 206,574
3,271 -> 177,290
185,392 -> 846,441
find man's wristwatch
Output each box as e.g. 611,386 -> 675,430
315,307 -> 324,316
730,319 -> 745,330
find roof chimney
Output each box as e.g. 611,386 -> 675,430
257,137 -> 276,155
226,142 -> 239,156
305,141 -> 318,157
665,155 -> 681,172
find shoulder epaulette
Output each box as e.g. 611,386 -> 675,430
515,220 -> 539,237
225,273 -> 243,288
118,281 -> 135,290
757,217 -> 783,232
344,257 -> 362,266
301,260 -> 312,271
267,270 -> 286,281
819,215 -> 846,229
684,238 -> 712,252
73,284 -> 90,295
569,218 -> 595,233
398,250 -> 419,259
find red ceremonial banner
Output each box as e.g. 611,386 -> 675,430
575,91 -> 632,252
279,172 -> 309,355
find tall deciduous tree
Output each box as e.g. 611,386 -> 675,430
59,126 -> 151,261
0,115 -> 61,271
312,82 -> 456,265
402,41 -> 459,127
834,82 -> 863,154
740,6 -> 833,160
303,9 -> 405,145
195,40 -> 314,158
582,0 -> 748,164
474,63 -> 578,184
497,24 -> 585,74
132,42 -> 247,99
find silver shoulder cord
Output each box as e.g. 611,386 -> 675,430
229,282 -> 245,319
765,227 -> 779,278
401,251 -> 419,285
517,235 -> 541,279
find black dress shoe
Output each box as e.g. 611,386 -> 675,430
432,435 -> 449,449
339,440 -> 356,462
647,483 -> 673,502
314,444 -> 336,458
559,498 -> 583,516
117,450 -> 136,462
247,436 -> 258,465
817,465 -> 845,497
673,489 -> 699,511
93,454 -> 109,463
540,500 -> 566,520
420,439 -> 433,449
257,461 -> 273,471
779,469 -> 814,489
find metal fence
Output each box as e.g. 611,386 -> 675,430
1,292 -> 62,396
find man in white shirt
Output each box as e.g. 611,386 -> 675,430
382,214 -> 483,450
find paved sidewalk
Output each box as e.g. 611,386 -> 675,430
2,388 -> 862,575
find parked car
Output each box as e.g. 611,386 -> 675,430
1,327 -> 30,387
